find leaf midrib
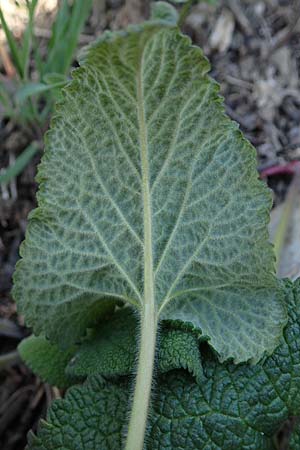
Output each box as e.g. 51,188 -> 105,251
123,42 -> 158,450
137,50 -> 155,314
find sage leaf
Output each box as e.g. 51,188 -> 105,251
13,23 -> 286,365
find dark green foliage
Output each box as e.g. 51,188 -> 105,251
27,281 -> 300,449
66,309 -> 203,381
290,424 -> 300,450
20,309 -> 203,385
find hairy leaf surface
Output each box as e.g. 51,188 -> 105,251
18,336 -> 75,388
27,280 -> 300,450
19,310 -> 203,384
65,308 -> 203,381
13,23 -> 285,362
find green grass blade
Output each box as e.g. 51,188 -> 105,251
61,0 -> 93,73
41,0 -> 72,75
43,0 -> 92,76
0,8 -> 23,78
21,0 -> 39,80
0,79 -> 13,109
15,80 -> 66,103
43,73 -> 68,84
0,142 -> 39,185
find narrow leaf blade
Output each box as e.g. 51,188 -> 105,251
0,142 -> 39,185
15,82 -> 66,104
0,8 -> 24,78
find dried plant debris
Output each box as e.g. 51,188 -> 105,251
185,0 -> 300,165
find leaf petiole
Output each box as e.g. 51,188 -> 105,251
124,305 -> 157,450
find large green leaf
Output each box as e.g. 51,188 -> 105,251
13,22 -> 285,363
26,280 -> 300,450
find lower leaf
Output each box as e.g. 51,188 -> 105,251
27,280 -> 300,450
18,335 -> 76,389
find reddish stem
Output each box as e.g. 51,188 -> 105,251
260,161 -> 300,178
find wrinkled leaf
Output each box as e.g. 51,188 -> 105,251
66,308 -> 203,382
27,280 -> 300,450
13,23 -> 285,363
66,308 -> 137,378
290,424 -> 300,450
20,311 -> 203,385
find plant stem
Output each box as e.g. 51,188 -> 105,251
125,305 -> 157,450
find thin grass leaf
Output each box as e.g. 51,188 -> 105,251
62,0 -> 94,72
0,142 -> 39,185
21,0 -> 39,80
43,73 -> 68,84
40,0 -> 70,75
42,0 -> 93,76
0,8 -> 23,78
0,79 -> 13,110
16,81 -> 67,104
